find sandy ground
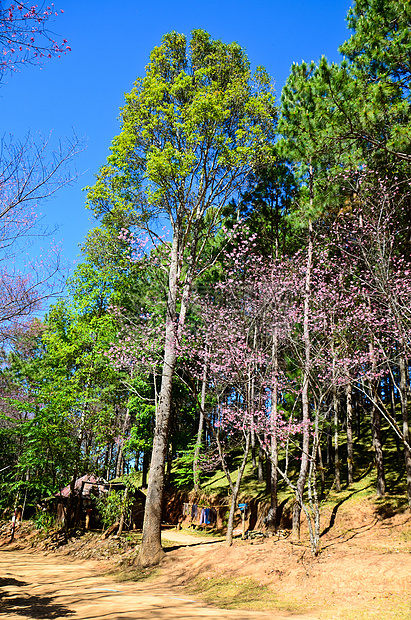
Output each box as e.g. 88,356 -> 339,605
157,523 -> 411,619
0,536 -> 317,620
2,500 -> 411,620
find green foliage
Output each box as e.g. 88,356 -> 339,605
279,0 -> 411,216
171,444 -> 196,489
96,475 -> 135,527
96,490 -> 123,528
86,29 -> 277,238
33,510 -> 55,531
340,0 -> 411,161
233,155 -> 300,256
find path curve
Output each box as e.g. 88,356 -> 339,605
161,528 -> 225,546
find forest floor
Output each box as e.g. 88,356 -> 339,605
1,492 -> 411,620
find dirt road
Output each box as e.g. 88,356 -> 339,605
0,545 -> 318,620
2,497 -> 411,620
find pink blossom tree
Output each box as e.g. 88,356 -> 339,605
0,2 -> 70,80
331,168 -> 411,505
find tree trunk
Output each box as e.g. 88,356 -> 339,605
65,472 -> 77,532
371,401 -> 385,497
251,428 -> 257,469
333,384 -> 341,492
225,433 -> 251,546
368,340 -> 385,498
326,424 -> 333,469
115,408 -> 131,478
137,234 -> 180,568
258,445 -> 264,484
105,444 -> 112,481
355,389 -> 361,439
265,457 -> 271,494
388,368 -> 402,464
317,443 -> 325,498
306,402 -> 321,555
165,441 -> 173,486
292,217 -> 312,541
399,353 -> 411,508
115,446 -> 123,479
117,487 -> 129,537
346,382 -> 354,485
331,341 -> 341,491
267,325 -> 279,529
193,358 -> 207,491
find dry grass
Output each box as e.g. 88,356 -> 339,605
187,573 -> 305,613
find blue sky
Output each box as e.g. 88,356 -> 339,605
0,0 -> 352,275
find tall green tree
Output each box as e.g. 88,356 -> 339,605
340,0 -> 411,163
87,29 -> 276,566
237,157 -> 298,257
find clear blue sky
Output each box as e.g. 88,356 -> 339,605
0,0 -> 352,274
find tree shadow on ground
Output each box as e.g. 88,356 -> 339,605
0,576 -> 29,587
164,538 -> 225,552
0,576 -> 73,618
320,485 -> 373,538
374,495 -> 410,520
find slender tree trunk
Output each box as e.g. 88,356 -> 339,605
267,218 -> 280,527
251,428 -> 257,469
258,445 -> 264,483
333,384 -> 341,492
368,340 -> 385,498
355,390 -> 361,439
115,447 -> 123,479
117,486 -> 129,537
306,402 -> 321,555
65,472 -> 77,532
266,324 -> 279,529
370,400 -> 385,497
165,442 -> 173,486
317,443 -> 325,498
388,368 -> 402,464
265,458 -> 271,494
137,233 -> 180,567
326,423 -> 333,469
399,353 -> 411,508
193,355 -> 207,491
115,408 -> 131,478
331,342 -> 341,492
292,217 -> 312,541
21,471 -> 29,523
224,433 -> 251,546
346,381 -> 354,485
106,444 -> 112,481
249,325 -> 257,471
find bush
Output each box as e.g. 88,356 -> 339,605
96,489 -> 133,529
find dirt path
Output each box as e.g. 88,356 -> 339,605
2,512 -> 411,620
161,528 -> 225,546
0,546 -> 318,620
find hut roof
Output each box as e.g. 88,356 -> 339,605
57,474 -> 106,498
56,475 -> 147,501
